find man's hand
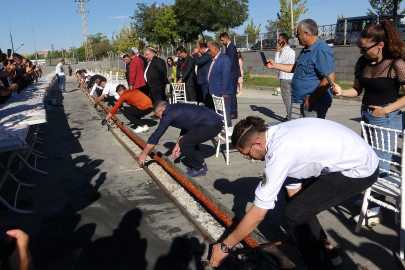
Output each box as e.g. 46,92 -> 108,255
135,152 -> 148,166
222,94 -> 228,99
93,103 -> 98,109
6,229 -> 33,270
369,105 -> 387,117
266,59 -> 276,69
101,119 -> 107,125
210,243 -> 228,267
193,48 -> 199,54
276,43 -> 282,52
172,144 -> 181,158
88,96 -> 92,102
303,96 -> 316,109
177,79 -> 182,85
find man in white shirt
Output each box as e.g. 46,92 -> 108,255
95,79 -> 120,107
55,59 -> 66,93
275,33 -> 295,121
210,117 -> 379,270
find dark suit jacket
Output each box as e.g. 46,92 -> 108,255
137,54 -> 148,69
205,52 -> 233,96
145,56 -> 166,88
179,55 -> 195,87
193,50 -> 212,85
225,42 -> 241,81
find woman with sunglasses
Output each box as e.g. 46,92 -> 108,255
333,19 -> 405,177
166,57 -> 177,103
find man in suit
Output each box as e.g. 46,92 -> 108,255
144,47 -> 167,110
206,41 -> 233,127
176,46 -> 196,102
131,47 -> 148,68
220,32 -> 241,120
193,41 -> 212,106
127,48 -> 147,96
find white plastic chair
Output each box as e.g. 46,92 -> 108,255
115,72 -> 119,84
171,83 -> 187,103
356,121 -> 405,259
212,95 -> 233,165
288,100 -> 302,120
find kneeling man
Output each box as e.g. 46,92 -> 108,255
136,101 -> 223,177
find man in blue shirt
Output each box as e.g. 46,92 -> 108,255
266,19 -> 335,119
136,101 -> 223,177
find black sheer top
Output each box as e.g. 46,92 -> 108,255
355,56 -> 405,106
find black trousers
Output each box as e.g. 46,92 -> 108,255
105,96 -> 117,107
123,106 -> 153,127
283,168 -> 379,270
185,85 -> 196,102
178,122 -> 222,170
230,78 -> 238,117
195,84 -> 204,104
149,85 -> 162,105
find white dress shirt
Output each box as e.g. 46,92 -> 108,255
144,56 -> 153,82
102,82 -> 120,99
274,46 -> 295,80
89,83 -> 103,96
254,118 -> 379,210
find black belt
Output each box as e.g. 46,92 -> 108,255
361,104 -> 390,110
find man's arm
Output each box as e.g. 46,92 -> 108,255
180,57 -> 194,82
193,53 -> 211,67
304,72 -> 335,107
210,205 -> 267,267
128,61 -> 135,89
220,58 -> 232,97
135,143 -> 156,166
266,60 -> 294,73
96,93 -> 105,103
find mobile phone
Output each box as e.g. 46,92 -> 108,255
7,49 -> 11,58
279,41 -> 285,47
259,52 -> 267,66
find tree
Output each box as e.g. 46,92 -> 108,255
244,18 -> 261,44
367,0 -> 396,15
265,19 -> 279,39
173,0 -> 221,42
276,0 -> 308,36
112,22 -> 145,53
214,0 -> 249,33
337,14 -> 346,19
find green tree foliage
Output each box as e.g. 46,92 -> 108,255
367,0 -> 405,15
265,20 -> 279,39
173,0 -> 221,42
112,23 -> 145,53
276,0 -> 308,34
244,18 -> 261,44
215,0 -> 249,33
337,14 -> 346,19
131,3 -> 180,46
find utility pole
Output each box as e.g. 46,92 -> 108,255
75,0 -> 93,61
290,0 -> 294,40
69,31 -> 75,59
29,12 -> 38,61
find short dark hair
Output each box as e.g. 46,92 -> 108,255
198,41 -> 208,49
176,46 -> 187,54
61,59 -> 65,62
231,116 -> 269,149
279,33 -> 289,43
209,41 -> 221,51
219,32 -> 229,39
95,78 -> 107,85
13,53 -> 23,61
116,84 -> 126,92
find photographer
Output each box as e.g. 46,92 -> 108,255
0,229 -> 33,270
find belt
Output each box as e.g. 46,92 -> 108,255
361,104 -> 390,111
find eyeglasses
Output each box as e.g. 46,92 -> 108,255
357,42 -> 379,53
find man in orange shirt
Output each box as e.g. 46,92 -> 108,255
102,84 -> 153,133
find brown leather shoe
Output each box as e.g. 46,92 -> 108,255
231,115 -> 238,119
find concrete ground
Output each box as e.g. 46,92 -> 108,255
0,75 -> 402,270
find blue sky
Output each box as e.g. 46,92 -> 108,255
1,0 -> 387,54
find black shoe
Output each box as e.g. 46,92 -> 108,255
150,115 -> 159,120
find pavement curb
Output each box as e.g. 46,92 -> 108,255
244,84 -> 363,102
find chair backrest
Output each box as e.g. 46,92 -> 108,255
171,83 -> 186,103
360,121 -> 405,181
115,72 -> 119,83
212,95 -> 228,129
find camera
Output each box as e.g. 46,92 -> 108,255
0,225 -> 18,266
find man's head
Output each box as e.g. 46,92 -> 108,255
116,84 -> 126,95
220,32 -> 230,46
278,33 -> 289,47
176,46 -> 188,59
13,53 -> 23,65
198,41 -> 208,54
95,78 -> 107,88
60,59 -> 65,65
127,49 -> 136,59
153,100 -> 168,119
208,42 -> 221,58
296,19 -> 319,47
131,47 -> 139,54
144,47 -> 155,61
231,116 -> 269,161
123,54 -> 130,63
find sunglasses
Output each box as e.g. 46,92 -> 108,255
357,42 -> 379,53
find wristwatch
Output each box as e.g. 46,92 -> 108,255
220,241 -> 229,253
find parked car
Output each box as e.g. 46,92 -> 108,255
250,39 -> 277,50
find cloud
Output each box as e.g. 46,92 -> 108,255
110,16 -> 130,19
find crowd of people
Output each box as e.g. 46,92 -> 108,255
0,50 -> 42,105
12,17 -> 401,270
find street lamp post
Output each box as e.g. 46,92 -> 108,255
69,31 -> 75,59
